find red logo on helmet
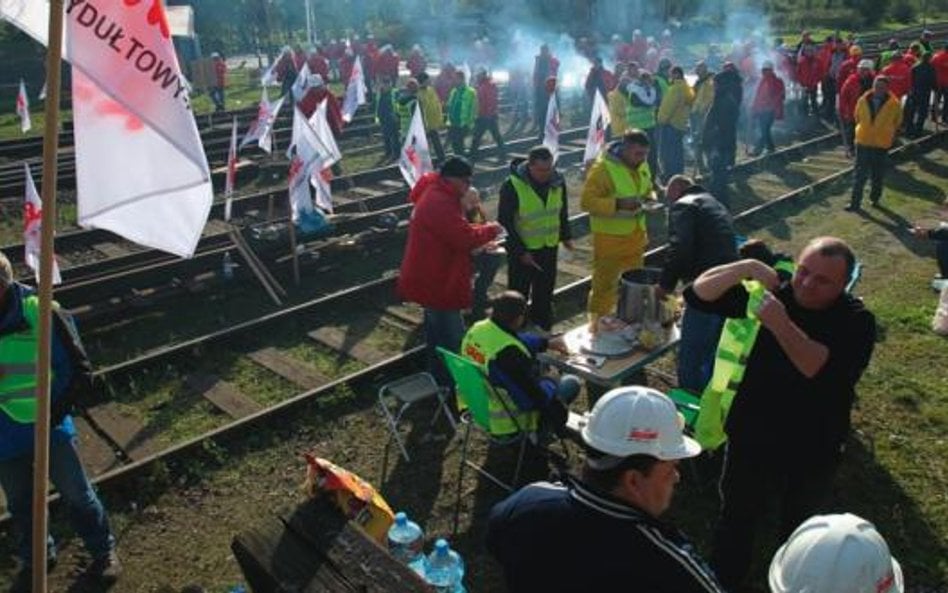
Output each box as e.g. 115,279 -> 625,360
628,428 -> 659,441
876,571 -> 894,593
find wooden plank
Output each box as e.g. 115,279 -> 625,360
85,403 -> 162,461
92,242 -> 128,259
73,416 -> 122,477
187,374 -> 262,419
248,348 -> 329,390
350,185 -> 387,197
383,303 -> 423,326
307,322 -> 390,365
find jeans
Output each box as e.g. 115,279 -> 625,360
424,308 -> 466,388
381,122 -> 400,160
447,126 -> 469,155
469,116 -> 505,159
850,145 -> 888,208
677,305 -> 726,393
659,125 -> 685,182
752,111 -> 776,154
539,374 -> 582,406
0,437 -> 115,566
210,86 -> 225,112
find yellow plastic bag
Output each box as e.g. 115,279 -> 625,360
303,454 -> 395,543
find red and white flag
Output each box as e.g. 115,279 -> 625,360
308,100 -> 340,213
224,116 -> 237,221
291,62 -> 311,101
341,56 -> 366,123
583,89 -> 611,164
16,78 -> 30,133
542,93 -> 561,164
240,86 -> 284,154
2,0 -> 214,258
287,105 -> 334,219
261,47 -> 289,87
23,164 -> 61,285
398,104 -> 433,188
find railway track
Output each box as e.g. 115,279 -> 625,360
16,126 -> 934,517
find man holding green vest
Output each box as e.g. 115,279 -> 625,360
460,291 -> 580,434
498,146 -> 573,331
0,253 -> 120,590
581,130 -> 658,331
684,237 -> 876,591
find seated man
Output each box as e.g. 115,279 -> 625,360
460,291 -> 580,433
487,386 -> 724,593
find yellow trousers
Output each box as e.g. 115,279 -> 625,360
587,232 -> 647,319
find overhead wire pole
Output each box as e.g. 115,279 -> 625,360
33,0 -> 66,591
306,0 -> 313,46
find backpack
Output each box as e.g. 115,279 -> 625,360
51,306 -> 98,422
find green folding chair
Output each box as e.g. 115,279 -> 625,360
436,347 -> 535,535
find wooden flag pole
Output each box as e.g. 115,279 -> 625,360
33,1 -> 66,591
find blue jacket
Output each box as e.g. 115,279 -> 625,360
0,283 -> 76,461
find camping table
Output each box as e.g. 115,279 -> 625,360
538,323 -> 680,390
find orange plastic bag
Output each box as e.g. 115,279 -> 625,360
303,454 -> 395,543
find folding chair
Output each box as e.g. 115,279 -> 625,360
378,372 -> 457,479
436,347 -> 538,535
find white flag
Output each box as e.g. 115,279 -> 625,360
292,62 -> 311,101
261,48 -> 288,87
38,81 -> 46,101
542,93 -> 560,163
308,99 -> 341,165
240,87 -> 285,154
341,56 -> 366,123
398,104 -> 433,188
23,164 -> 61,285
308,100 -> 340,214
287,105 -> 333,219
224,116 -> 237,222
583,89 -> 611,164
16,79 -> 30,133
460,62 -> 473,86
2,0 -> 214,258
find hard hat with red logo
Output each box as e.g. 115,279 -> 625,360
769,513 -> 904,593
581,386 -> 701,464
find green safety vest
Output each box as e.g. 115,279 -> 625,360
395,96 -> 417,139
694,259 -> 796,450
590,155 -> 653,236
0,295 -> 50,424
509,175 -> 563,250
460,319 -> 540,435
626,102 -> 657,130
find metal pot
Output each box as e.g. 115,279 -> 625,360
617,267 -> 673,325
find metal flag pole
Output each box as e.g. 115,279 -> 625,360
33,0 -> 66,591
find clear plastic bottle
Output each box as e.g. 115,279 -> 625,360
387,512 -> 426,578
425,538 -> 466,593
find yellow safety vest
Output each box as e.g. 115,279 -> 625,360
590,156 -> 653,236
694,259 -> 796,450
0,295 -> 49,424
509,175 -> 563,250
460,319 -> 540,435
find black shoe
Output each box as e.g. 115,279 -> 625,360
870,198 -> 880,207
87,550 -> 122,581
844,204 -> 860,212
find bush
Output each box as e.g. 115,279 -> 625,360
771,8 -> 865,31
890,0 -> 917,23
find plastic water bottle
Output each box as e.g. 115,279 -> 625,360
222,251 -> 235,280
387,512 -> 426,577
425,538 -> 466,593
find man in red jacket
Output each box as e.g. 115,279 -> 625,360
470,69 -> 505,161
306,47 -> 330,82
796,32 -> 822,116
836,45 -> 862,90
297,74 -> 343,135
880,52 -> 912,99
838,60 -> 876,158
375,45 -> 400,86
932,42 -> 948,124
210,52 -> 227,113
398,157 -> 503,386
750,61 -> 786,156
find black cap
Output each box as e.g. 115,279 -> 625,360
439,156 -> 473,178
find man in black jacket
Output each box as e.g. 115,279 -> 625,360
487,386 -> 724,593
685,236 -> 876,591
906,51 -> 936,136
657,175 -> 738,392
701,62 -> 743,205
498,147 -> 573,331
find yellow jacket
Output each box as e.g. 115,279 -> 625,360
657,79 -> 695,131
417,86 -> 444,131
854,90 -> 902,149
581,151 -> 654,218
692,75 -> 714,117
607,88 -> 628,136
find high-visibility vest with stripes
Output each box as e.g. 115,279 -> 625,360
509,175 -> 563,250
695,258 -> 796,450
626,98 -> 657,130
589,156 -> 653,236
0,295 -> 50,424
460,319 -> 540,435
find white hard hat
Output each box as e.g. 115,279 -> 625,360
762,60 -> 774,69
770,514 -> 904,593
858,59 -> 874,70
581,387 -> 701,465
612,34 -> 621,42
